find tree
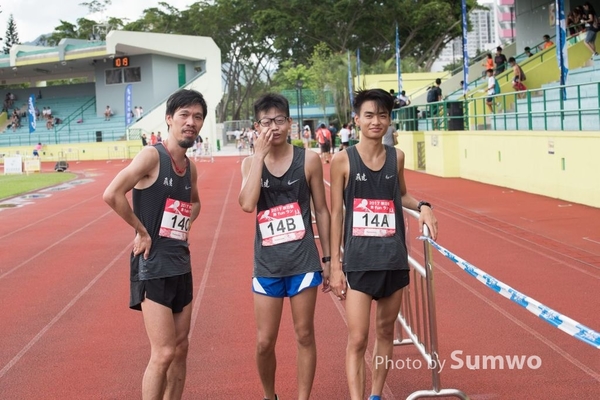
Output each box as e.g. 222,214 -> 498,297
3,14 -> 20,54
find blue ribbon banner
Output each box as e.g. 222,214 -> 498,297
419,236 -> 600,349
396,22 -> 403,94
461,0 -> 469,96
556,0 -> 569,100
28,94 -> 36,133
125,84 -> 133,126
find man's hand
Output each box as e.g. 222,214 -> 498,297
419,207 -> 438,241
132,231 -> 152,259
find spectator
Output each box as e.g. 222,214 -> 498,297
426,78 -> 443,129
509,57 -> 527,98
567,6 -> 584,36
540,35 -> 554,50
141,133 -> 148,146
156,131 -> 163,143
481,53 -> 494,74
582,2 -> 599,58
316,123 -> 332,163
339,123 -> 350,150
33,142 -> 42,158
139,106 -> 144,117
494,46 -> 507,76
328,123 -> 338,155
149,131 -> 157,145
302,125 -> 311,149
485,69 -> 497,114
524,47 -> 534,58
104,105 -> 112,121
135,106 -> 141,119
398,90 -> 411,107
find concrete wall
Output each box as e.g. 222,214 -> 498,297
398,129 -> 600,208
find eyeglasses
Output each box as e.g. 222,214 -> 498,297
257,115 -> 289,127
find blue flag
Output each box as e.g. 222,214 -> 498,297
27,94 -> 36,133
347,50 -> 354,116
125,84 -> 133,126
461,0 -> 469,96
396,22 -> 403,94
356,48 -> 361,89
556,0 -> 568,100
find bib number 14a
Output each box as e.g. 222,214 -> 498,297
258,202 -> 305,246
159,198 -> 192,241
352,198 -> 396,237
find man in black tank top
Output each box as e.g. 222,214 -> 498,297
104,89 -> 206,400
329,89 -> 438,400
239,93 -> 331,400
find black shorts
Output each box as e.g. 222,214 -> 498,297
320,142 -> 331,153
130,272 -> 193,313
346,270 -> 409,300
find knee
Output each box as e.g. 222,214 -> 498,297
150,345 -> 177,369
347,332 -> 369,354
294,326 -> 315,348
175,337 -> 190,359
375,321 -> 395,342
256,334 -> 277,357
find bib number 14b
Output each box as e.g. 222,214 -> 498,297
258,202 -> 305,246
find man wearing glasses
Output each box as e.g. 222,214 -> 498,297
239,93 -> 331,400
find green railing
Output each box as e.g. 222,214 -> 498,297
52,97 -> 96,142
393,80 -> 600,132
0,128 -> 129,147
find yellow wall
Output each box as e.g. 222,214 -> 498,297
0,140 -> 143,162
358,72 -> 448,99
407,130 -> 600,208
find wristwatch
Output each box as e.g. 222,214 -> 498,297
417,201 -> 432,212
321,256 -> 331,263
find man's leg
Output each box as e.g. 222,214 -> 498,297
289,287 -> 318,400
345,288 -> 373,400
141,299 -> 178,400
254,293 -> 284,400
164,303 -> 192,400
370,288 -> 404,397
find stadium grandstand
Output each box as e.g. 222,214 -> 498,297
0,30 -> 221,160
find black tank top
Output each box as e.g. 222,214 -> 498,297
131,143 -> 192,281
253,146 -> 321,277
343,145 -> 408,272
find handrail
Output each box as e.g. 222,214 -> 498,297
393,78 -> 600,132
52,97 -> 96,142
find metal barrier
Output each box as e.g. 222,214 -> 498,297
394,208 -> 469,400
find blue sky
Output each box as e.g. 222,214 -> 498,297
0,0 -> 194,44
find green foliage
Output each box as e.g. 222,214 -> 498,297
3,14 -> 20,54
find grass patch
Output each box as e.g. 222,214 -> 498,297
0,172 -> 77,200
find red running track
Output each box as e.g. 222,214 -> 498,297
0,156 -> 598,399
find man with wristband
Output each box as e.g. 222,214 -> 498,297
329,89 -> 438,400
239,93 -> 331,400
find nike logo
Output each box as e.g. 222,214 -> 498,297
185,185 -> 192,190
385,175 -> 395,179
288,179 -> 300,185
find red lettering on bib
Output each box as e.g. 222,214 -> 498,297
159,198 -> 192,241
352,198 -> 396,237
257,202 -> 306,246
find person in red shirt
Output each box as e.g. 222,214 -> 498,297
316,123 -> 332,163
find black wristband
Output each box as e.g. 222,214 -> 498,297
417,201 -> 432,212
321,256 -> 331,263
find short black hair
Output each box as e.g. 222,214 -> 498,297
508,57 -> 516,63
253,93 -> 290,121
166,89 -> 207,119
524,46 -> 531,51
486,68 -> 494,74
543,34 -> 550,40
435,78 -> 442,85
497,46 -> 503,51
353,89 -> 394,116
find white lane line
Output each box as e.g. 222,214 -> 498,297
0,210 -> 112,281
188,172 -> 234,339
0,243 -> 130,379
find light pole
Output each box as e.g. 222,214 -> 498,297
295,86 -> 300,130
296,79 -> 304,131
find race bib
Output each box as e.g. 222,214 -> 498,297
159,198 -> 192,241
258,202 -> 306,246
352,198 -> 396,237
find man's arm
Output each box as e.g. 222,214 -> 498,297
328,151 -> 349,298
395,148 -> 438,240
239,128 -> 272,212
189,161 -> 201,223
305,150 -> 331,292
103,146 -> 159,258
